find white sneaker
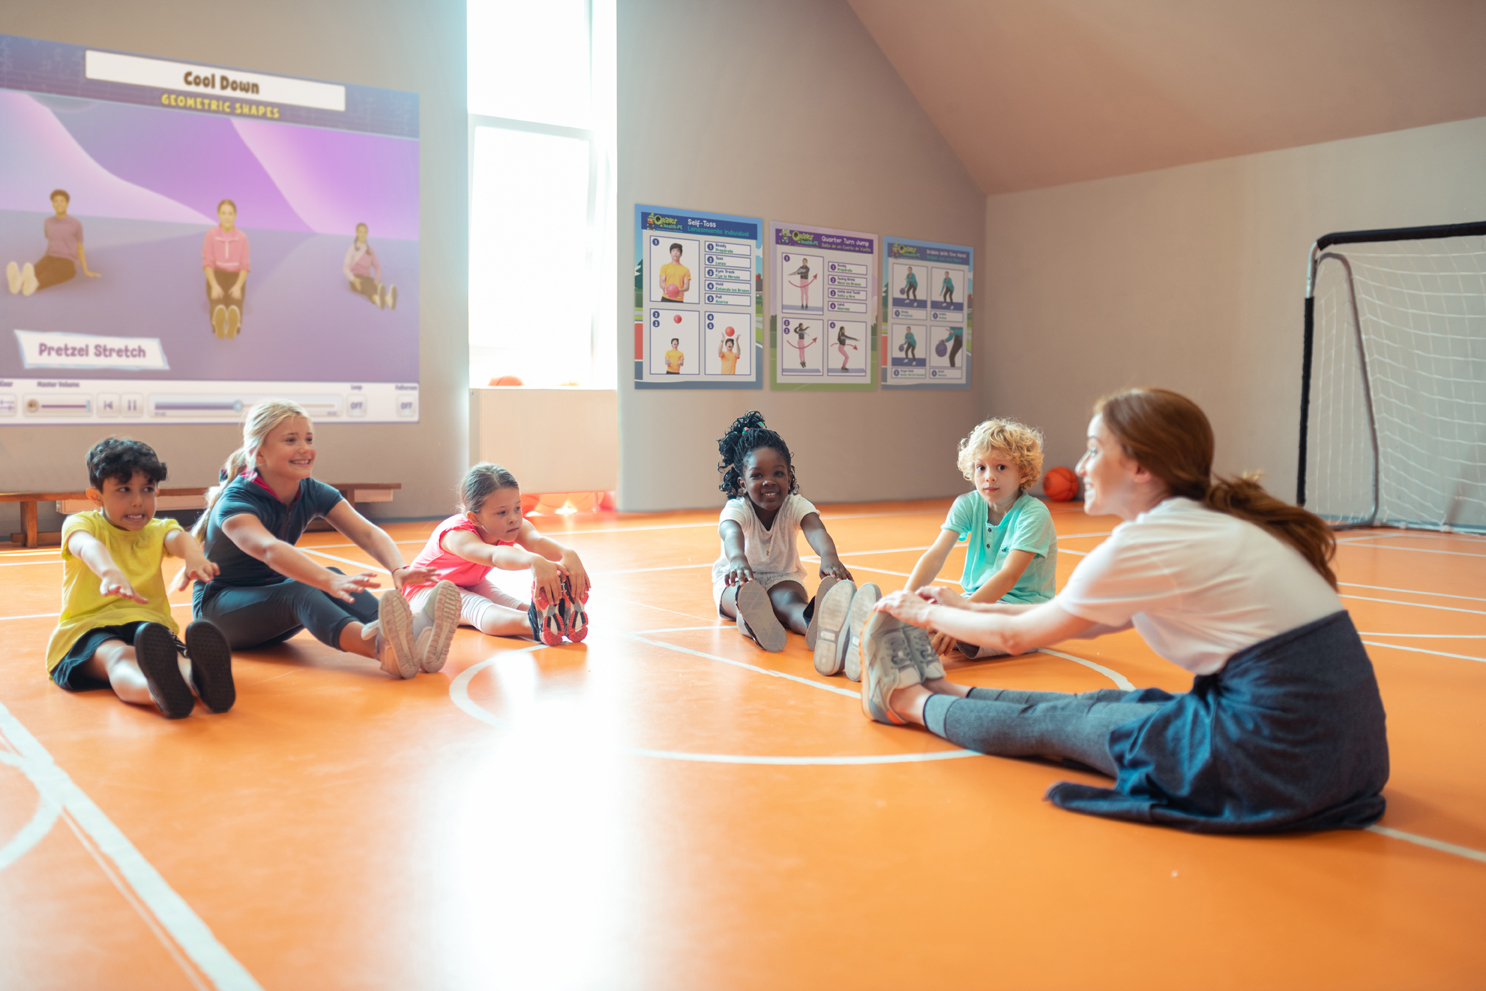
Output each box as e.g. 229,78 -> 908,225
843,583 -> 882,682
6,262 -> 19,294
858,612 -> 921,726
21,262 -> 38,296
904,625 -> 946,680
416,580 -> 461,673
376,592 -> 418,678
811,579 -> 855,675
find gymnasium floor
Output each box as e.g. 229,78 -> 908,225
1,499 -> 1483,990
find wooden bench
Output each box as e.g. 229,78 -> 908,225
0,483 -> 401,547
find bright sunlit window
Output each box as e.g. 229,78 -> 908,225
468,0 -> 616,388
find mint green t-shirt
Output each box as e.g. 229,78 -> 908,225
942,491 -> 1058,602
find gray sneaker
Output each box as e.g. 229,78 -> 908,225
858,611 -> 922,725
903,624 -> 946,680
804,576 -> 841,651
735,580 -> 787,652
811,579 -> 855,675
842,583 -> 881,682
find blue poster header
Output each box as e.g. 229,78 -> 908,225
643,210 -> 758,243
887,239 -> 971,266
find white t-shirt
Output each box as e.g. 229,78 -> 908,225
710,493 -> 818,585
1057,498 -> 1343,676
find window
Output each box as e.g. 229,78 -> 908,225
468,0 -> 616,388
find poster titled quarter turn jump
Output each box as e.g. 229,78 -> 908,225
633,204 -> 762,390
881,236 -> 972,389
769,221 -> 876,390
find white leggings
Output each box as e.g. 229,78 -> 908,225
407,579 -> 528,635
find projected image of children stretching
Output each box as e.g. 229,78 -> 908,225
203,199 -> 250,339
6,190 -> 100,296
344,223 -> 397,310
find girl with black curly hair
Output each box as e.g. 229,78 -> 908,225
711,411 -> 853,652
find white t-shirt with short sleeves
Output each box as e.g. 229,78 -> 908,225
1056,498 -> 1343,676
710,493 -> 818,586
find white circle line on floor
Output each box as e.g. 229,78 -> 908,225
0,750 -> 62,873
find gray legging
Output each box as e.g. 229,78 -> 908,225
923,687 -> 1165,776
195,568 -> 379,650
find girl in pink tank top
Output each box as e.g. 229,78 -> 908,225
402,464 -> 591,645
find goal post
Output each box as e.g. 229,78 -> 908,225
1298,220 -> 1486,532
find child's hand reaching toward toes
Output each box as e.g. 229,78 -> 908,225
560,550 -> 591,601
531,555 -> 568,609
724,557 -> 754,586
818,556 -> 852,582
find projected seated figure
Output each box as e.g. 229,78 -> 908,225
344,223 -> 397,310
6,190 -> 100,296
203,199 -> 250,339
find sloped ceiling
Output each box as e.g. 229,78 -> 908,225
846,0 -> 1486,194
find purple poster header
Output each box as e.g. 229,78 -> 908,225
774,227 -> 874,254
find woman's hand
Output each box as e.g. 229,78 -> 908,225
818,555 -> 853,581
531,555 -> 568,609
327,570 -> 379,603
98,572 -> 148,604
724,557 -> 753,587
391,565 -> 437,591
560,550 -> 591,601
875,588 -> 936,628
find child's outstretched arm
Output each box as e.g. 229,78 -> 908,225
444,525 -> 570,608
964,550 -> 1036,605
221,513 -> 380,603
324,501 -> 435,591
719,520 -> 752,586
799,513 -> 852,581
66,530 -> 147,604
164,528 -> 219,591
905,529 -> 961,591
515,521 -> 590,602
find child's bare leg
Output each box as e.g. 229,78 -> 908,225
81,641 -> 152,706
768,581 -> 811,635
719,584 -> 741,620
470,603 -> 535,637
338,622 -> 377,658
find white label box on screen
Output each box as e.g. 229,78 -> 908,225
85,50 -> 346,112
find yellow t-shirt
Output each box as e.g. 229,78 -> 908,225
46,511 -> 182,671
718,346 -> 739,373
665,349 -> 685,373
659,263 -> 690,299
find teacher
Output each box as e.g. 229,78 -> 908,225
865,387 -> 1389,833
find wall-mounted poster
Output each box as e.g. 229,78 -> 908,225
0,34 -> 420,423
769,221 -> 876,391
880,236 -> 972,390
633,204 -> 762,389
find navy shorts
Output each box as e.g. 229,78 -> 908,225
50,622 -> 183,691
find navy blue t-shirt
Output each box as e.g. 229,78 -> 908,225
195,476 -> 344,602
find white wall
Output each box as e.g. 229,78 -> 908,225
983,115 -> 1486,499
617,0 -> 987,511
0,1 -> 467,533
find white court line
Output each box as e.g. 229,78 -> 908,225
1058,531 -> 1114,541
594,563 -> 709,577
1368,825 -> 1486,865
299,547 -> 391,575
1341,594 -> 1486,617
626,634 -> 862,699
1340,543 -> 1486,560
0,700 -> 261,989
1361,641 -> 1486,664
0,558 -> 65,568
1039,649 -> 1137,691
0,612 -> 62,622
0,750 -> 63,871
1340,581 -> 1486,604
1357,632 -> 1486,638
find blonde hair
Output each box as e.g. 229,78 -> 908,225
956,418 -> 1045,491
194,399 -> 311,537
460,462 -> 519,514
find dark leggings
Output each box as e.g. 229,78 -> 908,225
196,568 -> 378,650
923,687 -> 1165,776
946,335 -> 962,367
34,255 -> 75,290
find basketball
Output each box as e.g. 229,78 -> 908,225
673,314 -> 682,323
488,375 -> 524,387
1043,466 -> 1079,502
935,341 -> 948,357
724,326 -> 735,336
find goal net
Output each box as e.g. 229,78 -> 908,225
1298,221 -> 1486,532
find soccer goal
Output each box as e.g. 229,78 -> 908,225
1298,221 -> 1486,532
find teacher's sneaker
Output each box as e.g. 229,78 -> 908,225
903,624 -> 945,681
811,579 -> 855,675
735,581 -> 786,652
211,305 -> 227,338
184,620 -> 236,713
858,612 -> 921,726
135,622 -> 195,719
842,583 -> 882,683
415,581 -> 461,673
559,576 -> 588,643
6,262 -> 19,294
375,592 -> 418,678
804,576 -> 841,651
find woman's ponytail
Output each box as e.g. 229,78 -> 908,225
192,399 -> 311,539
1097,388 -> 1338,589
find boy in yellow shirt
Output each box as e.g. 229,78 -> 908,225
658,243 -> 690,302
664,337 -> 685,374
47,438 -> 235,718
718,337 -> 740,373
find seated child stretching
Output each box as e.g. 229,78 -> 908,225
904,418 -> 1057,659
401,463 -> 591,647
712,411 -> 852,652
47,438 -> 235,719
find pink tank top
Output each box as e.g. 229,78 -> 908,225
401,514 -> 513,598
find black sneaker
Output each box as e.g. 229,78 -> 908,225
184,620 -> 236,713
135,623 -> 195,719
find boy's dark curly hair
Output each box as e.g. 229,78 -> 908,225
717,411 -> 797,498
87,437 -> 168,490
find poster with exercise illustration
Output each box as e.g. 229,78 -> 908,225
0,34 -> 419,423
634,204 -> 762,389
881,236 -> 971,390
769,221 -> 876,391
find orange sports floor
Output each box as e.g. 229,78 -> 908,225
1,499 -> 1484,990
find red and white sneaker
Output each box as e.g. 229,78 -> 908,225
559,576 -> 588,643
531,581 -> 565,646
